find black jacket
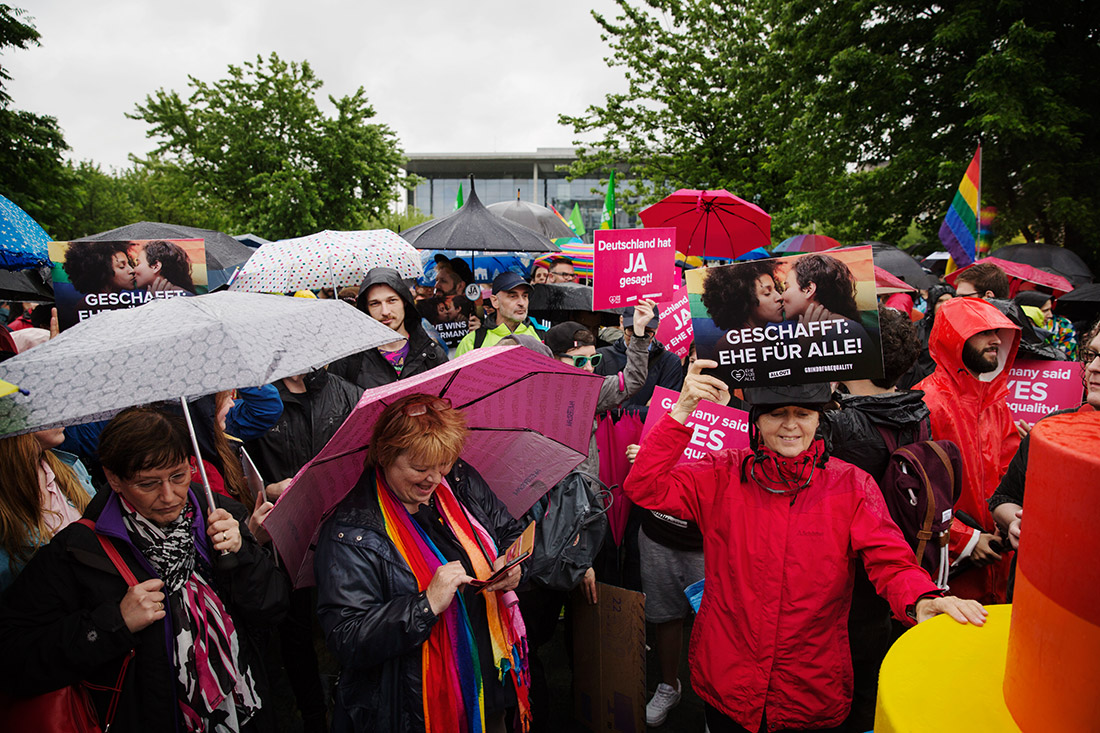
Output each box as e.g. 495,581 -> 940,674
0,488 -> 288,733
826,389 -> 931,482
245,370 -> 362,485
594,337 -> 684,408
328,268 -> 447,390
314,460 -> 525,733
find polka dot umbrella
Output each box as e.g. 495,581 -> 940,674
229,229 -> 423,293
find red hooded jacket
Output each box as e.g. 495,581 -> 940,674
915,297 -> 1021,603
624,414 -> 939,731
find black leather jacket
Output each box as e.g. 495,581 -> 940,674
315,459 -> 525,733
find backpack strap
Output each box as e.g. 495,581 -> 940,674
893,447 -> 938,565
473,326 -> 490,349
873,424 -> 901,456
74,518 -> 137,729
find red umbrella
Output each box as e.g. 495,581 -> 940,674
773,234 -> 841,253
638,189 -> 771,259
874,266 -> 917,294
946,257 -> 1073,297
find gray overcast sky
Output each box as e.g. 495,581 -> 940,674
6,0 -> 630,170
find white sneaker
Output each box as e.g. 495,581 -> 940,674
645,679 -> 682,727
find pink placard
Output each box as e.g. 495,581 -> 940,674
655,281 -> 693,358
639,386 -> 750,463
593,227 -> 676,310
1005,359 -> 1085,424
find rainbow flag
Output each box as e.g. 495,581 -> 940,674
938,145 -> 981,267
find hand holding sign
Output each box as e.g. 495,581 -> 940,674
631,298 -> 658,336
671,359 -> 731,423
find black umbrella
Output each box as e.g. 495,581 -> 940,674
77,222 -> 255,288
527,283 -> 621,329
401,178 -> 558,253
1059,283 -> 1100,304
990,243 -> 1094,287
486,190 -> 577,240
858,241 -> 938,289
0,268 -> 52,302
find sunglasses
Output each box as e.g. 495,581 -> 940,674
569,354 -> 602,369
403,397 -> 452,417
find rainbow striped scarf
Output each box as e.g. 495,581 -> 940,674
376,473 -> 531,732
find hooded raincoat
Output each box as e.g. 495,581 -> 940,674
624,414 -> 940,731
915,296 -> 1021,603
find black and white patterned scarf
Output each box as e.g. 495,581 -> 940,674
122,499 -> 261,732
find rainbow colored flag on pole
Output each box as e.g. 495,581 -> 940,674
938,145 -> 981,267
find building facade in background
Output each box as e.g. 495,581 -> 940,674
404,147 -> 639,236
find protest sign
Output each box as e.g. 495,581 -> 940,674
417,293 -> 479,348
593,227 -> 676,310
50,239 -> 207,330
686,246 -> 883,387
1006,360 -> 1085,424
655,280 -> 693,359
640,385 -> 749,462
573,584 -> 646,733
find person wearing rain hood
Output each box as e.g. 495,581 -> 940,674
623,362 -> 986,733
915,296 -> 1022,604
328,267 -> 448,391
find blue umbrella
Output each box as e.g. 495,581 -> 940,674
419,249 -> 538,286
0,194 -> 52,269
735,247 -> 771,261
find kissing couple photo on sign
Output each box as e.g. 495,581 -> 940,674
687,246 -> 885,387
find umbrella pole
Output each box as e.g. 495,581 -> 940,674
180,396 -> 238,568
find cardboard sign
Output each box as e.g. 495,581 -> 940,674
1006,359 -> 1085,424
655,280 -> 693,359
686,246 -> 883,387
640,385 -> 750,462
593,228 -> 677,309
49,239 -> 207,330
573,584 -> 646,733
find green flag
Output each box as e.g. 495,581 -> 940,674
600,170 -> 615,230
568,203 -> 586,238
454,183 -> 464,211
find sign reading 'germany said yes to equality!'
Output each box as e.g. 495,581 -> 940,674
592,228 -> 677,310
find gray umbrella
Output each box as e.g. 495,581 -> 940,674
486,193 -> 577,240
78,222 -> 256,289
0,291 -> 396,437
0,267 -> 52,302
401,178 -> 559,253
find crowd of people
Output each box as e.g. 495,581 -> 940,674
0,250 -> 1096,733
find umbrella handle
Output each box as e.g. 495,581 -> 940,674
179,397 -> 238,568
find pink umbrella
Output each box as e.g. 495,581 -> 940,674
638,189 -> 771,260
874,266 -> 917,294
946,256 -> 1073,297
263,345 -> 604,587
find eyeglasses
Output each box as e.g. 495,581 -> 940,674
1080,349 -> 1100,364
403,397 -> 452,417
550,271 -> 577,281
569,354 -> 602,368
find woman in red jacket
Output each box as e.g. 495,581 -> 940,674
624,361 -> 986,733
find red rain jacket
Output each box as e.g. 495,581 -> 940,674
916,297 -> 1021,603
624,415 -> 939,732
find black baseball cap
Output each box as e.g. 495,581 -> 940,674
744,383 -> 832,412
544,321 -> 590,356
492,271 -> 533,295
622,309 -> 660,331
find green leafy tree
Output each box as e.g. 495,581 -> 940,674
0,4 -> 77,237
562,0 -> 1100,267
130,53 -> 414,239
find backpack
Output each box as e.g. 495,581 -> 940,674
523,471 -> 612,591
875,425 -> 963,589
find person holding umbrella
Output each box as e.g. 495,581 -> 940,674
314,393 -> 530,733
0,406 -> 289,732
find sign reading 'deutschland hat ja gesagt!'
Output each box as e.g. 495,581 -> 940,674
593,228 -> 677,310
687,245 -> 885,388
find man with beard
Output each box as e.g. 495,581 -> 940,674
455,272 -> 541,354
916,296 -> 1021,604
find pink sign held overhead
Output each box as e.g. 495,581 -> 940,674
1005,360 -> 1084,425
639,386 -> 750,463
655,281 -> 693,359
593,227 -> 676,310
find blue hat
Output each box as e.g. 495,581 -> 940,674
492,271 -> 532,295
